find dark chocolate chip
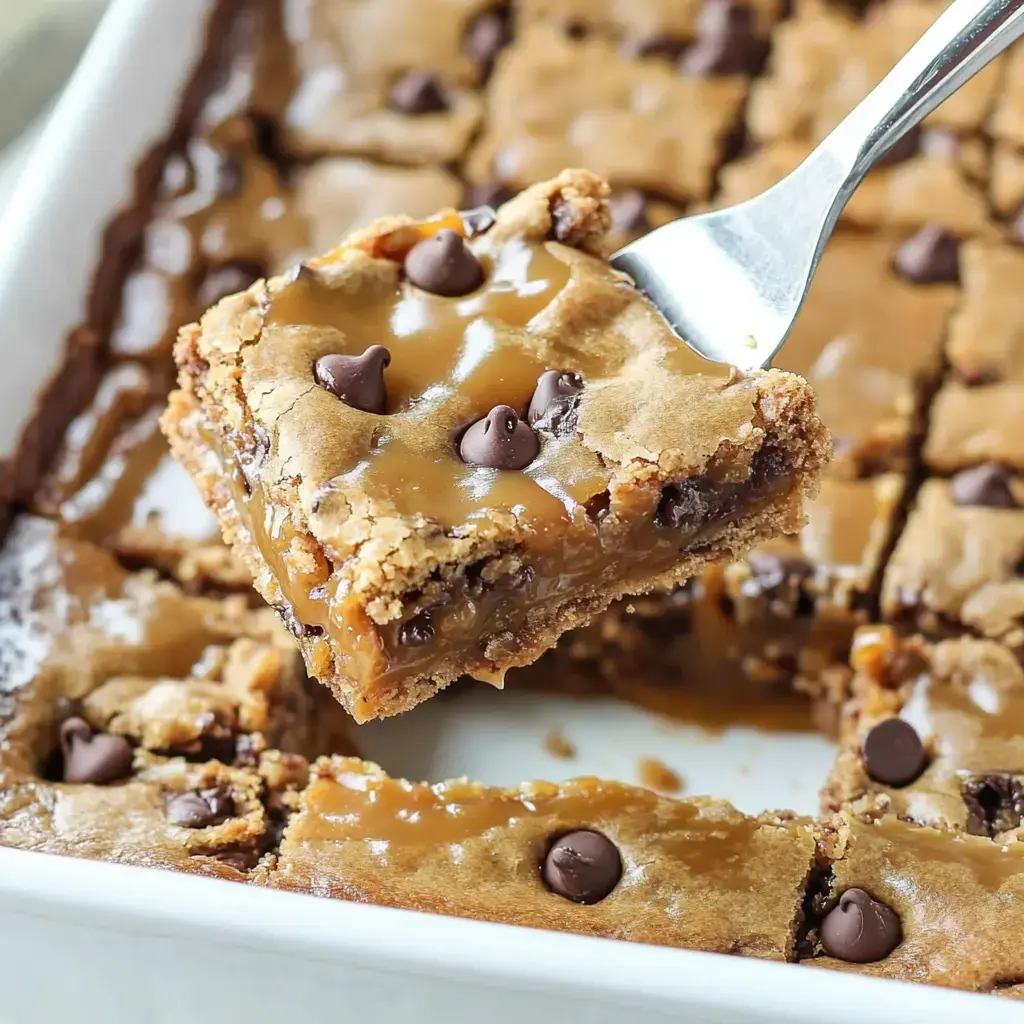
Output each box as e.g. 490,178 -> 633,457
609,190 -> 652,237
167,786 -> 236,828
404,229 -> 484,297
527,370 -> 585,426
963,773 -> 1024,837
620,33 -> 687,60
464,182 -> 515,209
542,830 -> 622,904
459,405 -> 539,469
950,463 -> 1019,509
196,262 -> 262,309
466,4 -> 513,68
60,718 -> 133,785
584,490 -> 611,524
388,70 -> 449,115
820,889 -> 901,963
460,205 -> 498,237
876,126 -> 920,168
398,611 -> 435,647
214,846 -> 261,872
314,345 -> 391,414
893,224 -> 960,284
679,0 -> 768,77
862,718 -> 926,787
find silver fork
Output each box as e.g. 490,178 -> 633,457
612,0 -> 1024,371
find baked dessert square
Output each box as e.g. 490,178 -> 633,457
808,813 -> 1024,993
260,0 -> 493,163
164,170 -> 830,721
824,627 -> 1024,835
466,25 -> 748,202
0,516 -> 351,876
256,755 -> 819,959
747,0 -> 1003,145
882,475 -> 1024,651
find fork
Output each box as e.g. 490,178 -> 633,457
612,0 -> 1024,372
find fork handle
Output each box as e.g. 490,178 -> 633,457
822,0 -> 1024,203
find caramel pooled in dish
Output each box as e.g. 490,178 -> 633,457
165,169 -> 830,721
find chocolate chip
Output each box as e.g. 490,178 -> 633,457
679,0 -> 768,77
542,830 -> 622,904
584,491 -> 611,524
460,405 -> 539,469
893,224 -> 960,284
314,345 -> 391,415
963,773 -> 1024,836
388,70 -> 449,115
950,463 -> 1019,509
398,611 -> 435,647
460,205 -> 497,236
213,845 -> 261,872
466,4 -> 513,68
876,126 -> 920,168
60,718 -> 133,785
404,229 -> 484,297
821,889 -> 901,963
464,182 -> 514,209
167,786 -> 236,828
620,33 -> 687,61
862,719 -> 926,787
196,262 -> 262,309
609,191 -> 652,237
528,370 -> 584,427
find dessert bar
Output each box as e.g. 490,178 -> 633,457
165,171 -> 830,721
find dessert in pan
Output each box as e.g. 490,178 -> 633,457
5,0 -> 1024,998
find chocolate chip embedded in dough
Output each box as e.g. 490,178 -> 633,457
862,718 -> 927,787
950,463 -> 1019,509
528,370 -> 584,427
821,889 -> 902,963
404,230 -> 485,297
314,346 -> 391,414
679,0 -> 768,77
388,70 -> 449,115
542,830 -> 622,904
398,611 -> 435,647
60,717 -> 134,785
893,223 -> 960,284
167,786 -> 236,829
459,405 -> 539,469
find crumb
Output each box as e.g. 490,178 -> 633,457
638,757 -> 684,794
543,729 -> 576,760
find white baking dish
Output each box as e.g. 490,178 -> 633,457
0,1 -> 1016,1020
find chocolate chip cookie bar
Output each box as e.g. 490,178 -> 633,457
806,814 -> 1024,992
165,170 -> 830,721
824,626 -> 1024,833
257,755 -> 820,958
882,474 -> 1024,652
0,516 -> 349,874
